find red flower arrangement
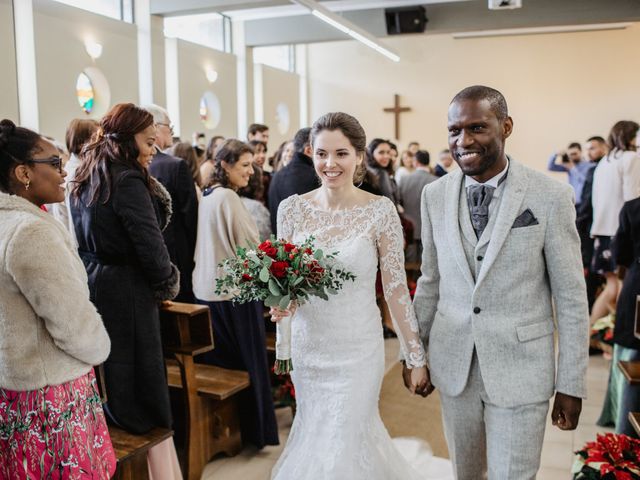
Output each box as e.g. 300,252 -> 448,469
215,236 -> 356,373
572,433 -> 640,479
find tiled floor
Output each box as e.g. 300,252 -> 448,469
202,343 -> 614,480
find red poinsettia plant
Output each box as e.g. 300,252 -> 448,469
572,433 -> 640,479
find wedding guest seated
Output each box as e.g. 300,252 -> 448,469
0,119 -> 115,479
268,127 -> 317,233
192,139 -> 279,450
239,166 -> 272,241
70,104 -> 182,478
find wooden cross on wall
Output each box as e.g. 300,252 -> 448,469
383,94 -> 411,140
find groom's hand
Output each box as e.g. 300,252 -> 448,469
402,363 -> 435,397
551,392 -> 582,430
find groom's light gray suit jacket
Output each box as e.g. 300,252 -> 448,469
413,160 -> 589,408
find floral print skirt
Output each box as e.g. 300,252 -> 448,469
0,369 -> 116,479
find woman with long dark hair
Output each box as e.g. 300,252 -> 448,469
71,103 -> 182,478
361,138 -> 398,203
0,119 -> 115,479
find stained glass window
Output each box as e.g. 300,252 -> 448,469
76,72 -> 95,114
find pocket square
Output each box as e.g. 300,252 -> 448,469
512,208 -> 539,228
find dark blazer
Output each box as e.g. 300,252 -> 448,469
268,152 -> 319,233
71,164 -> 179,434
434,164 -> 448,177
398,169 -> 438,240
613,197 -> 640,349
148,150 -> 198,302
576,163 -> 598,267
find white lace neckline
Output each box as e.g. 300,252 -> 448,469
298,195 -> 385,215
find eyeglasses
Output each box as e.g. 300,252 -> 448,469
31,156 -> 64,174
157,122 -> 174,135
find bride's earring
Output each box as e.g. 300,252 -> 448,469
25,179 -> 30,191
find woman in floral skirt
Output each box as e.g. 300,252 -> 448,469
0,118 -> 114,479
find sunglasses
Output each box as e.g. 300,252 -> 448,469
31,156 -> 64,174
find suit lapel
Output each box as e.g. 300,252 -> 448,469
475,161 -> 527,289
445,170 -> 475,289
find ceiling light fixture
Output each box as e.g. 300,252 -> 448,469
291,0 -> 400,62
452,22 -> 631,39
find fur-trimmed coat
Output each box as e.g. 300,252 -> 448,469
70,163 -> 179,434
0,192 -> 110,391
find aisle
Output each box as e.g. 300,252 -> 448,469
201,342 -> 613,480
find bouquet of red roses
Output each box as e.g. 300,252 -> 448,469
572,433 -> 640,479
215,236 -> 356,373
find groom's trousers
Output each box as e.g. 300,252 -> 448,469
439,352 -> 549,480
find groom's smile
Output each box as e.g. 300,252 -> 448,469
447,97 -> 513,183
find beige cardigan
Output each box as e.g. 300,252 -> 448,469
0,192 -> 111,391
192,187 -> 259,301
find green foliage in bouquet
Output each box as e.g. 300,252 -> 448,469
214,236 -> 356,309
572,433 -> 640,479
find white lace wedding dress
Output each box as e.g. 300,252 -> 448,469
271,195 -> 448,480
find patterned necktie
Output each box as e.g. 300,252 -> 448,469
467,184 -> 496,239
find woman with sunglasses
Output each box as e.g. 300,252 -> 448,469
0,119 -> 115,478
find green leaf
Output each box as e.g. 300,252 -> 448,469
279,295 -> 291,309
314,249 -> 324,260
268,279 -> 282,296
259,267 -> 270,282
264,295 -> 281,307
293,276 -> 304,286
247,252 -> 262,264
263,256 -> 273,266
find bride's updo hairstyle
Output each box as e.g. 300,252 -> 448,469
0,119 -> 42,194
310,112 -> 367,184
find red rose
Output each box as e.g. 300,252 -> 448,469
258,240 -> 278,258
284,243 -> 296,253
304,248 -> 313,255
270,261 -> 289,278
242,273 -> 253,282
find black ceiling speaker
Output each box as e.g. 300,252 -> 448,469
385,6 -> 428,35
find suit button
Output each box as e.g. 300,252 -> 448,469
473,307 -> 481,314
477,255 -> 483,261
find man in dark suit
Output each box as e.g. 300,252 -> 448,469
398,150 -> 438,262
268,127 -> 318,233
144,104 -> 198,302
434,148 -> 454,177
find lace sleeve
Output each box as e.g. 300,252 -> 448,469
277,195 -> 297,241
376,198 -> 427,368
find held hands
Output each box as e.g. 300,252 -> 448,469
402,363 -> 435,397
269,302 -> 297,323
551,392 -> 582,430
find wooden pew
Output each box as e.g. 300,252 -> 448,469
111,426 -> 173,480
160,302 -> 251,480
617,361 -> 640,386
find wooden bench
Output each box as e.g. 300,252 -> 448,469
629,412 -> 640,437
618,361 -> 640,385
161,302 -> 251,480
110,425 -> 173,480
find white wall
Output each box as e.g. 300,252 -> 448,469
33,0 -> 139,141
307,23 -> 640,171
176,39 -> 238,142
255,64 -> 300,151
151,15 -> 166,108
0,0 -> 20,123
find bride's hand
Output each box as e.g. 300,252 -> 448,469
269,302 -> 297,323
410,366 -> 429,395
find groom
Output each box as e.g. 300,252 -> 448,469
404,85 -> 589,479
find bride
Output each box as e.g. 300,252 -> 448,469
270,112 -> 430,479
